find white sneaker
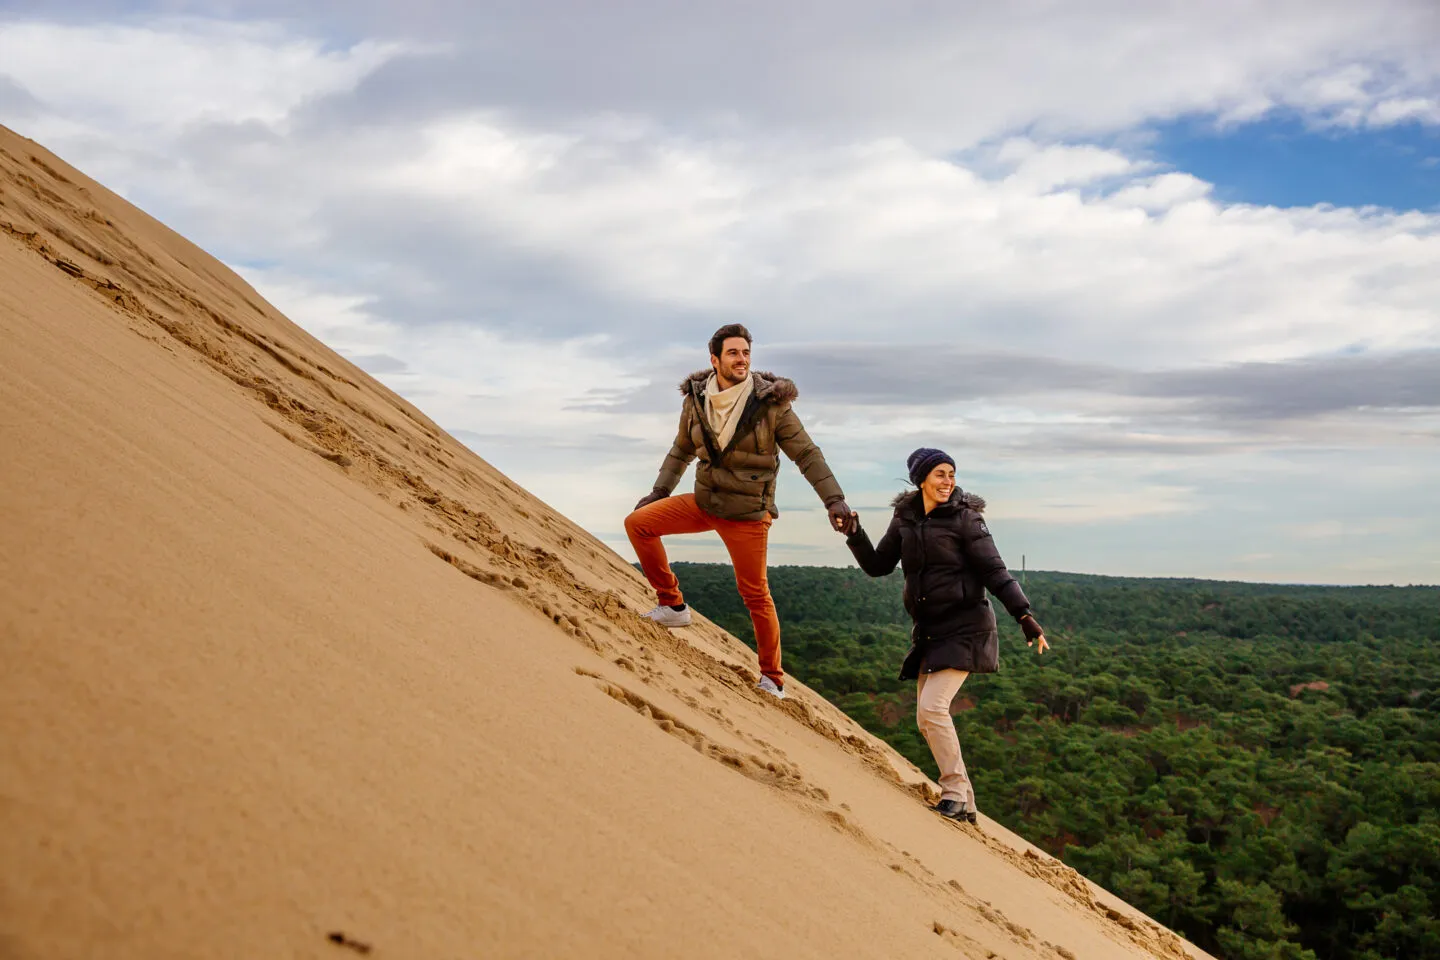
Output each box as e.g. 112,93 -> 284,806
757,676 -> 787,700
642,604 -> 691,628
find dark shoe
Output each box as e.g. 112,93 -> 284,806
933,799 -> 970,821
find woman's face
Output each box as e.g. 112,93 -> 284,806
922,463 -> 955,502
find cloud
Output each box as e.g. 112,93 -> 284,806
1136,349 -> 1440,418
759,344 -> 1440,419
0,74 -> 39,117
48,0 -> 1436,144
1283,63 -> 1440,128
995,140 -> 1144,192
142,111 -> 1438,373
0,19 -> 414,135
10,4 -> 1440,151
343,352 -> 409,374
453,430 -> 648,453
1280,518 -> 1410,539
3,7 -> 1438,583
990,484 -> 1200,524
6,18 -> 1436,365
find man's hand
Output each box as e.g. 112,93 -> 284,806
828,500 -> 858,535
1020,614 -> 1050,654
634,488 -> 669,511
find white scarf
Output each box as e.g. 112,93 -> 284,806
704,372 -> 755,452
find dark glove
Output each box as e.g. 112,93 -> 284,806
1019,613 -> 1045,641
634,488 -> 669,511
827,500 -> 858,535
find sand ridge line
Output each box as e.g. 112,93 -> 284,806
572,666 -> 1076,960
3,124 -> 1222,960
594,591 -> 1191,960
570,663 -> 1096,960
2,163 -> 566,581
11,130 -> 1224,960
350,352 -> 1192,960
1,144 -> 470,501
5,150 -> 1026,924
946,823 -> 1192,960
417,504 -> 971,856
0,206 -> 402,484
5,140 -> 929,816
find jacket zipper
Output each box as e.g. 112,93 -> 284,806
916,513 -> 930,639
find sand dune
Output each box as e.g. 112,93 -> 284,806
0,123 -> 1214,960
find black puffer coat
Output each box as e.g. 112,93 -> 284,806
847,489 -> 1030,680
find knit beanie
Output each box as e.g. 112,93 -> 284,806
907,447 -> 955,487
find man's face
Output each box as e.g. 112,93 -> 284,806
711,337 -> 751,385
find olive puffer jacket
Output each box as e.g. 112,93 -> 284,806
653,370 -> 845,521
847,488 -> 1030,679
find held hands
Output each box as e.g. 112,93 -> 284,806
634,488 -> 669,511
1019,614 -> 1050,655
828,500 -> 859,536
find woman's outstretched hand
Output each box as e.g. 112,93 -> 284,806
829,503 -> 859,535
1019,614 -> 1049,655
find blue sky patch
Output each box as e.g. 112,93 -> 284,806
1150,115 -> 1440,212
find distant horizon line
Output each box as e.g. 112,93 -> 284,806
657,560 -> 1440,591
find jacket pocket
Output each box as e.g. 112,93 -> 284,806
727,450 -> 779,471
706,467 -> 760,494
918,568 -> 968,609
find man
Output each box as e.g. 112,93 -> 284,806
624,324 -> 856,699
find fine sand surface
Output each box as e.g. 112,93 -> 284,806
0,123 -> 1216,960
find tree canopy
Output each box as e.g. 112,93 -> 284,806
672,563 -> 1440,960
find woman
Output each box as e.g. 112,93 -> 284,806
844,447 -> 1048,823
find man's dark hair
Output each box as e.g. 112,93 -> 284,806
709,323 -> 753,359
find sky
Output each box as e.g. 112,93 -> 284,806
1,1 -> 1437,584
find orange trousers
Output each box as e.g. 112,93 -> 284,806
624,494 -> 783,685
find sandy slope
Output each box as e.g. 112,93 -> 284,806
0,123 -> 1214,960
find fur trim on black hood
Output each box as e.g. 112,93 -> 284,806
679,369 -> 799,404
890,488 -> 987,514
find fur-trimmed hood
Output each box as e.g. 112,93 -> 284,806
890,488 -> 987,515
679,369 -> 799,405
653,366 -> 843,520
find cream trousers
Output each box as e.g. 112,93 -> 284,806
916,668 -> 972,805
